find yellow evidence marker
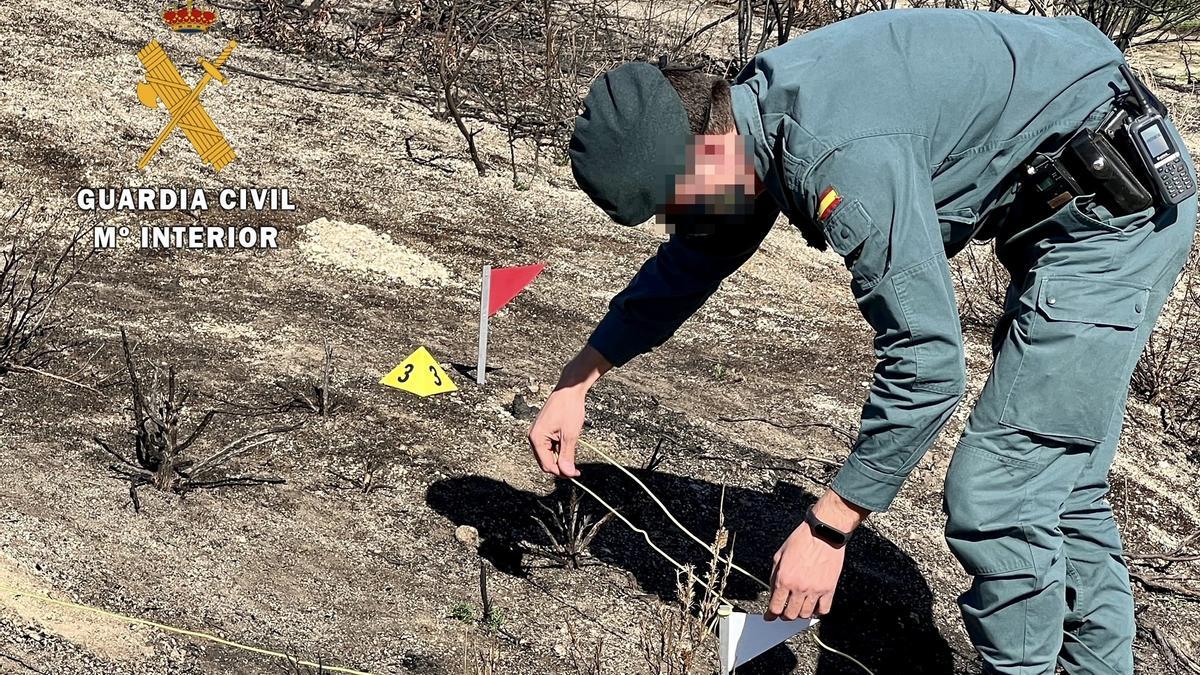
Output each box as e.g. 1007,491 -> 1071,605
380,347 -> 457,397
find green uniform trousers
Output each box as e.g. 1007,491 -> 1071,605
944,120 -> 1197,675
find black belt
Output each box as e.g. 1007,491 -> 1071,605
1012,64 -> 1183,226
1015,107 -> 1154,224
976,69 -> 1177,240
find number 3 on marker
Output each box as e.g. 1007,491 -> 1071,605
381,347 -> 456,396
398,363 -> 441,387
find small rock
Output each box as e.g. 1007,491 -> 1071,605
510,393 -> 539,420
455,525 -> 479,549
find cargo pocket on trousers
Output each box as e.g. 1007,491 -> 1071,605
999,276 -> 1150,444
944,443 -> 1040,576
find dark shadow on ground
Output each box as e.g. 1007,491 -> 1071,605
427,465 -> 956,675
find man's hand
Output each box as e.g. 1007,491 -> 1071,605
527,345 -> 612,477
766,490 -> 869,620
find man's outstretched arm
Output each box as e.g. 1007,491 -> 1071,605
529,194 -> 780,477
587,195 -> 781,367
768,133 -> 967,621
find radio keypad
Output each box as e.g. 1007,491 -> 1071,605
1157,158 -> 1195,200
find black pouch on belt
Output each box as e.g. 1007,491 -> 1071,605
1062,127 -> 1154,216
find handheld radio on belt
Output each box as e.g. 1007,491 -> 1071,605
1017,65 -> 1196,225
1118,64 -> 1197,205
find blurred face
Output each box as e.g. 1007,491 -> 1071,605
659,132 -> 762,234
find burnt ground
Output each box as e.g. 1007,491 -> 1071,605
0,1 -> 1198,674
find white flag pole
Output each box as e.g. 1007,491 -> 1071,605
477,265 -> 491,385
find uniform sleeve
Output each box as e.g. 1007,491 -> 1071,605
799,133 -> 967,512
588,195 -> 780,367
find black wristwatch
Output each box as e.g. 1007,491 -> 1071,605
804,505 -> 854,547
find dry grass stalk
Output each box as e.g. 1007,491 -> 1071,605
286,338 -> 342,416
95,327 -> 298,510
566,620 -> 605,675
639,504 -> 734,675
461,626 -> 501,675
282,653 -> 330,674
529,484 -> 614,569
204,339 -> 342,418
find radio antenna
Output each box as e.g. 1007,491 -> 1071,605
1119,64 -> 1151,112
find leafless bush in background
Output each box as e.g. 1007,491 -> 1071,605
233,0 -> 422,60
422,0 -> 726,182
95,327 -> 298,510
471,4 -> 606,184
903,0 -> 1198,49
951,241 -> 1009,337
1040,0 -> 1199,50
0,201 -> 94,389
227,0 -> 1198,182
1133,252 -> 1200,450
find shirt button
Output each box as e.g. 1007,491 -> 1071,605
1135,302 -> 1144,313
1047,297 -> 1057,306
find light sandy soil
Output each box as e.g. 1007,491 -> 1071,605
0,1 -> 1197,674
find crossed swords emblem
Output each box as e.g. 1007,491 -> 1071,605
136,39 -> 238,171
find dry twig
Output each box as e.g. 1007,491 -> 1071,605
1146,622 -> 1200,674
717,415 -> 856,448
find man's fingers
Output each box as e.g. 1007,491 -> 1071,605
781,591 -> 803,620
528,429 -> 561,476
816,593 -> 834,617
557,434 -> 581,477
795,593 -> 818,620
766,586 -> 790,621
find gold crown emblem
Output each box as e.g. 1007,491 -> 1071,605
162,0 -> 219,33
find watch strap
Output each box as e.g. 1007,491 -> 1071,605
804,505 -> 853,547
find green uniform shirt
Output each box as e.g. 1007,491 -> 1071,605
589,9 -> 1130,512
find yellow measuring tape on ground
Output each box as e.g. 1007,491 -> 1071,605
0,584 -> 372,675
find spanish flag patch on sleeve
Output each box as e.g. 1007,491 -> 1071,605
817,187 -> 842,221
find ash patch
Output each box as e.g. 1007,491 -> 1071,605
297,217 -> 451,287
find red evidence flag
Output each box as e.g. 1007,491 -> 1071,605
487,262 -> 545,317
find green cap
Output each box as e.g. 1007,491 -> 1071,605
568,62 -> 691,226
